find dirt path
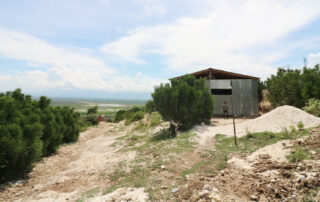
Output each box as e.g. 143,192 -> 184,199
0,122 -> 135,202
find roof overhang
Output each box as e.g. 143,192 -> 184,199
170,68 -> 260,80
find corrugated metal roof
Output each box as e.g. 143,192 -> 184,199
170,68 -> 260,80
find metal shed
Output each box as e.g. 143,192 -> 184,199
171,68 -> 260,117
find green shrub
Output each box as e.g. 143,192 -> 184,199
297,121 -> 304,130
288,146 -> 312,163
145,100 -> 156,114
266,65 -> 320,108
114,110 -> 127,122
0,89 -> 80,182
126,111 -> 144,124
114,107 -> 145,124
86,105 -> 98,125
78,117 -> 92,132
149,112 -> 162,127
303,98 -> 320,117
152,74 -> 214,133
87,105 -> 98,115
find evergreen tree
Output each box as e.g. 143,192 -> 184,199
152,75 -> 214,135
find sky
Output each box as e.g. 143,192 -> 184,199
0,0 -> 320,99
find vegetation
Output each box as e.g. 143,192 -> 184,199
151,75 -> 214,135
104,130 -> 197,198
76,187 -> 100,202
304,98 -> 320,117
0,89 -> 80,182
181,128 -> 309,178
258,80 -> 267,102
145,100 -> 156,114
287,146 -> 313,163
114,106 -> 145,124
87,105 -> 98,115
86,105 -> 99,125
266,65 -> 320,108
297,121 -> 304,130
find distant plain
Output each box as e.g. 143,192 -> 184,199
50,97 -> 146,117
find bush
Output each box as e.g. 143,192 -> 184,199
0,89 -> 80,182
303,98 -> 320,117
151,75 -> 214,134
266,65 -> 320,108
297,121 -> 304,130
126,111 -> 144,124
149,112 -> 162,127
287,146 -> 312,163
114,110 -> 127,122
86,105 -> 99,125
87,105 -> 98,115
145,100 -> 156,114
114,107 -> 145,124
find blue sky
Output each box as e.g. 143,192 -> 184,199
0,0 -> 320,99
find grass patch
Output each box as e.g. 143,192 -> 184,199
287,146 -> 313,163
132,121 -> 148,132
76,187 -> 100,202
179,128 -> 310,177
103,128 -> 197,200
181,161 -> 211,179
215,128 -> 309,155
149,112 -> 162,127
104,165 -> 151,194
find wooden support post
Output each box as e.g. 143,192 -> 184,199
230,81 -> 238,147
209,70 -> 212,80
233,116 -> 238,147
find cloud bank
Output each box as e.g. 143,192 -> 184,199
101,0 -> 320,79
0,28 -> 163,94
1,0 -> 320,97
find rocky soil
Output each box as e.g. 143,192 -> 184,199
175,126 -> 320,202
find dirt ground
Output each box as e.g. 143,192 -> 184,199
0,122 -> 136,201
196,105 -> 320,145
175,126 -> 320,202
1,107 -> 320,202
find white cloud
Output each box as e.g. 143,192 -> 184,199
0,28 -> 113,75
134,0 -> 167,16
308,52 -> 320,67
101,0 -> 320,79
0,28 -> 163,93
105,72 -> 166,92
0,70 -> 164,93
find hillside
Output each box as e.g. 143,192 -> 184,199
0,108 -> 320,201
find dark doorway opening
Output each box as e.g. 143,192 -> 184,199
211,89 -> 232,95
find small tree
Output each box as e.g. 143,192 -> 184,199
145,100 -> 156,114
152,75 -> 214,136
87,105 -> 98,125
87,105 -> 98,115
266,65 -> 320,108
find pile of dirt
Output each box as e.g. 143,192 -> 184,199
196,105 -> 320,145
176,127 -> 320,201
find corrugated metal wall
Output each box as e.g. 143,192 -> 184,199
208,79 -> 259,117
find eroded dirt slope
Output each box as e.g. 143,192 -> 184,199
0,122 -> 135,201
